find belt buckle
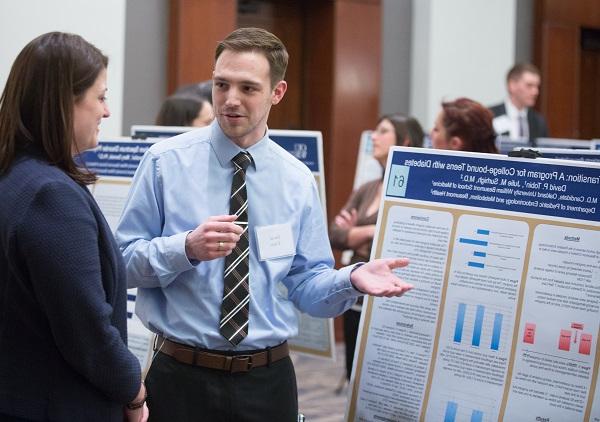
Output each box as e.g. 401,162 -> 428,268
230,354 -> 253,373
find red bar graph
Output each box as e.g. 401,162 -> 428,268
579,333 -> 592,355
523,323 -> 536,344
571,322 -> 584,330
558,329 -> 571,351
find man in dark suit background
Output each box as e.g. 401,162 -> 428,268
489,63 -> 548,146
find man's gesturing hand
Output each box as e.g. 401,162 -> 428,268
185,215 -> 244,261
350,258 -> 413,297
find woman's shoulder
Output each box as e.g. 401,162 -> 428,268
3,155 -> 91,209
10,155 -> 82,189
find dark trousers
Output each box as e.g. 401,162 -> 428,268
146,351 -> 298,422
343,308 -> 362,380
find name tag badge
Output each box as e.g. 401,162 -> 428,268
255,223 -> 295,261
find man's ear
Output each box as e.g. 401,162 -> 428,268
507,78 -> 517,96
271,80 -> 287,105
449,136 -> 464,151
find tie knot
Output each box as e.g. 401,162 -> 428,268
232,152 -> 252,171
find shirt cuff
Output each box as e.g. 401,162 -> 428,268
169,231 -> 199,269
349,262 -> 366,294
338,264 -> 364,298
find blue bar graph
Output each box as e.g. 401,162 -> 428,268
472,305 -> 485,347
468,261 -> 485,268
454,303 -> 466,343
459,238 -> 488,246
491,313 -> 503,351
444,401 -> 458,422
476,229 -> 490,235
473,251 -> 486,257
471,409 -> 484,422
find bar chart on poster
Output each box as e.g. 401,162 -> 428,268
450,301 -> 509,352
428,391 -> 496,422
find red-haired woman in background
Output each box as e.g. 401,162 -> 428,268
430,97 -> 498,153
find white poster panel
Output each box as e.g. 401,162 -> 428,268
535,138 -> 593,149
340,130 -> 383,265
81,139 -> 155,371
269,130 -> 335,359
525,148 -> 600,164
346,147 -> 600,422
354,130 -> 383,190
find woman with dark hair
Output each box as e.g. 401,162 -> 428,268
155,94 -> 214,127
430,97 -> 498,153
0,32 -> 147,421
329,113 -> 424,380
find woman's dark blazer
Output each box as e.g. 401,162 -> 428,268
0,154 -> 141,421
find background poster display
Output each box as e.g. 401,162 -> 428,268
341,130 -> 383,266
267,129 -> 334,359
81,139 -> 155,370
130,124 -> 191,140
81,129 -> 335,359
353,130 -> 383,190
530,148 -> 600,163
346,147 -> 600,421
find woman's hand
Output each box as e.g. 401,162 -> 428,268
334,208 -> 358,230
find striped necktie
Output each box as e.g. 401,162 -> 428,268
220,151 -> 252,346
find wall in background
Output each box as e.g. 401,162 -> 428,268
380,0 -> 412,117
0,0 -> 127,139
410,0 -> 517,130
122,0 -> 168,133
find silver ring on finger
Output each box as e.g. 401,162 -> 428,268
218,241 -> 224,251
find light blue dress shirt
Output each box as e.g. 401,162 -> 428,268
116,121 -> 361,350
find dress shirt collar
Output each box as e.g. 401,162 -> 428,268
505,98 -> 528,118
209,120 -> 270,171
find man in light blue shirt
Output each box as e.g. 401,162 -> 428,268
116,27 -> 412,422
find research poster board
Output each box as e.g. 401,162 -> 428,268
496,136 -> 529,155
268,129 -> 335,359
354,130 -> 383,190
346,147 -> 600,422
130,124 -> 191,139
530,148 -> 600,163
80,139 -> 155,371
536,137 -> 593,150
340,130 -> 382,265
82,129 -> 335,359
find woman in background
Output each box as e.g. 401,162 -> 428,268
0,32 -> 147,421
430,97 -> 498,153
329,113 -> 424,381
155,94 -> 214,127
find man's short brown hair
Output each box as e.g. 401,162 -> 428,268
506,63 -> 540,83
215,27 -> 289,88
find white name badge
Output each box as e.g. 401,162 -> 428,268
255,223 -> 295,261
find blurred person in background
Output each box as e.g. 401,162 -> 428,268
174,79 -> 213,104
155,94 -> 214,127
431,97 -> 498,153
489,63 -> 548,145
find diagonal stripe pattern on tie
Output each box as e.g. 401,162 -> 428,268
220,151 -> 252,346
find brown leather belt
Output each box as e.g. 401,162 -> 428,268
155,335 -> 289,373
